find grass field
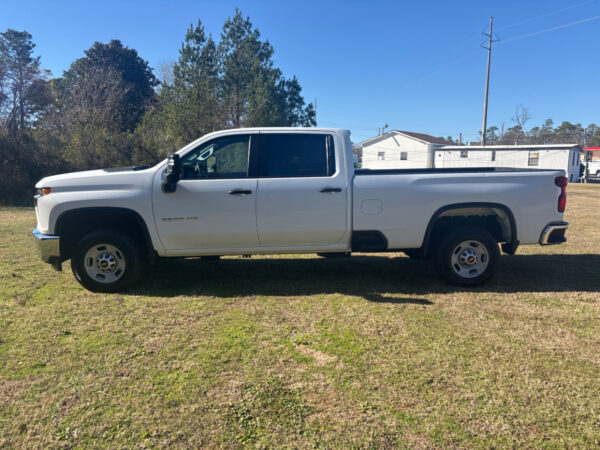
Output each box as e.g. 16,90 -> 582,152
1,184 -> 599,448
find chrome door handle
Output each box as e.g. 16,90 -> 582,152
228,189 -> 253,195
319,187 -> 342,193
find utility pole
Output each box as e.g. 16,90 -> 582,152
458,132 -> 463,146
481,17 -> 496,146
583,131 -> 590,183
314,98 -> 317,126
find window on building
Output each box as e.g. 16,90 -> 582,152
528,150 -> 539,166
400,152 -> 408,160
377,152 -> 385,160
259,133 -> 335,177
491,150 -> 496,161
460,150 -> 468,158
572,150 -> 577,166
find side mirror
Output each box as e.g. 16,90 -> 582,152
162,153 -> 181,193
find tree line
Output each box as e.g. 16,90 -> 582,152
470,105 -> 600,147
0,9 -> 315,204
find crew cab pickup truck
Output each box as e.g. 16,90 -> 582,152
33,128 -> 569,292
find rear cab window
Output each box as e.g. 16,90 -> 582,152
258,133 -> 335,177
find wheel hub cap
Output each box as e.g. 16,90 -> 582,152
97,253 -> 117,272
450,240 -> 489,279
83,244 -> 126,284
459,249 -> 478,267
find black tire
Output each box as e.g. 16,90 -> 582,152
434,226 -> 499,286
71,229 -> 144,292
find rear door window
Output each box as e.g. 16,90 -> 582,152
259,134 -> 335,177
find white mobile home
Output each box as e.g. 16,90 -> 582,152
434,145 -> 581,182
360,130 -> 451,169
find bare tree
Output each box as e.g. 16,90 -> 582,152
511,104 -> 531,144
156,60 -> 175,86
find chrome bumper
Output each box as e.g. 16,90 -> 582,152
539,221 -> 569,245
32,228 -> 62,270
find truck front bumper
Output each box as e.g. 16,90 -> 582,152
32,228 -> 62,271
539,221 -> 569,245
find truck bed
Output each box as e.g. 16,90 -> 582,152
352,167 -> 565,249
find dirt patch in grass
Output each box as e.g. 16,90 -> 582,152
0,378 -> 28,403
295,344 -> 337,366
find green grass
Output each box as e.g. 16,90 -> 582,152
1,185 -> 600,447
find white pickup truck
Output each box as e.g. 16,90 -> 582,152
33,128 -> 569,292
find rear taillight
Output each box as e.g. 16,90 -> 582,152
555,176 -> 567,212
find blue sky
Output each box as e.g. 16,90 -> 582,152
3,0 -> 599,143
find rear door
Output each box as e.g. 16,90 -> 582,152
256,132 -> 348,247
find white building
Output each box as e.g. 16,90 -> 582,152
360,130 -> 451,169
435,145 -> 582,182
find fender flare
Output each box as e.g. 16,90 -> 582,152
421,202 -> 518,256
54,207 -> 156,259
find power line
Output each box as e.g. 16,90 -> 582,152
439,1 -> 597,55
495,0 -> 597,31
419,0 -> 597,70
321,5 -> 600,139
399,2 -> 598,90
499,14 -> 600,45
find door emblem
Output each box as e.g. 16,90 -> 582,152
161,217 -> 199,222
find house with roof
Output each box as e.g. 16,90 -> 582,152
360,130 -> 452,169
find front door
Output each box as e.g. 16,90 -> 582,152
256,133 -> 348,247
152,133 -> 259,254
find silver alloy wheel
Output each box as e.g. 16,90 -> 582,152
450,240 -> 489,279
83,243 -> 126,284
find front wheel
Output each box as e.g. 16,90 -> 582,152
71,230 -> 144,292
434,227 -> 499,286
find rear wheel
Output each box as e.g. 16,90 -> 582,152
71,230 -> 144,292
434,227 -> 499,286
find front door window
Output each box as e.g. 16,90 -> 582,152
181,135 -> 250,179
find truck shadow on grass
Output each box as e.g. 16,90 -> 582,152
132,253 -> 600,303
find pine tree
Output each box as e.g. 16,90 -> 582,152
218,9 -> 315,128
0,29 -> 53,203
170,20 -> 220,143
218,8 -> 280,127
0,29 -> 50,132
279,76 -> 316,127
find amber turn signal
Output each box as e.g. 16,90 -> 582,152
42,187 -> 52,195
